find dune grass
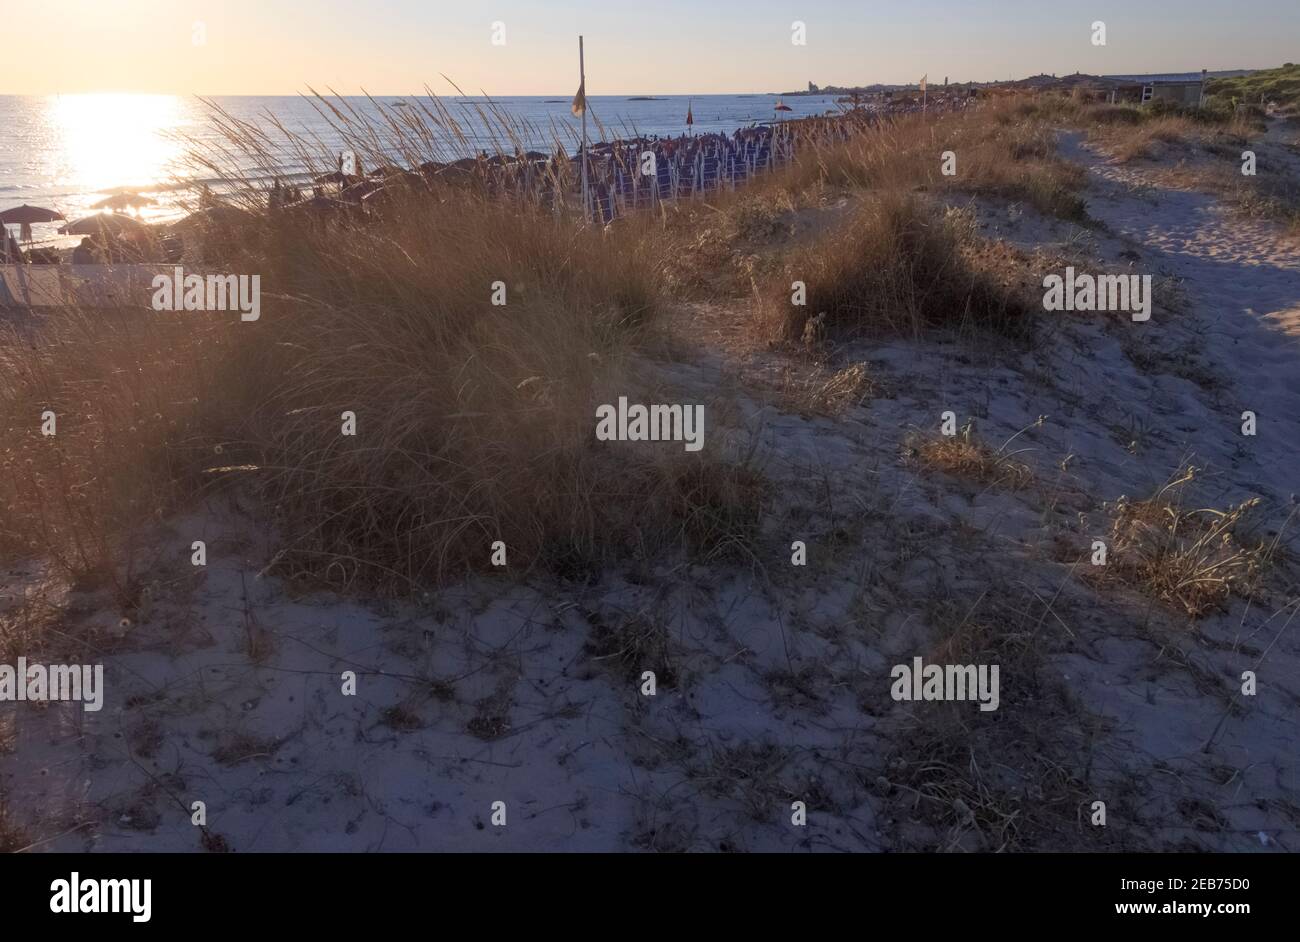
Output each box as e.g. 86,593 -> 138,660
1098,468 -> 1287,618
1206,64 -> 1300,113
662,96 -> 1089,331
774,101 -> 1088,220
761,194 -> 1035,344
0,90 -> 1250,593
908,419 -> 1035,491
0,95 -> 770,595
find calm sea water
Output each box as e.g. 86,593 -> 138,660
0,93 -> 840,243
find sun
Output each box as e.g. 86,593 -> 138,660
44,93 -> 188,199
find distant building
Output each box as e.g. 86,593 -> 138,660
1103,70 -> 1209,107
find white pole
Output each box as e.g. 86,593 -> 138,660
579,35 -> 589,224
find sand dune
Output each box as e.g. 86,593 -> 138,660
3,116 -> 1298,853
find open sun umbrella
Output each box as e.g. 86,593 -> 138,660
168,204 -> 252,233
774,99 -> 793,112
0,204 -> 66,225
0,204 -> 66,244
91,192 -> 156,211
58,213 -> 148,237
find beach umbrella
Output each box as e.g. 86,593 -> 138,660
774,99 -> 793,112
686,99 -> 694,128
0,204 -> 66,244
91,192 -> 156,211
0,204 -> 66,226
169,204 -> 252,233
58,213 -> 148,237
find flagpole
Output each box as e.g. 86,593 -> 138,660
579,35 -> 589,223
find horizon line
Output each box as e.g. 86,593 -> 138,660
0,61 -> 1281,100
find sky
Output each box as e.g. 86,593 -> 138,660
5,0 -> 1299,96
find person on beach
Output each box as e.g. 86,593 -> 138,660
72,237 -> 95,265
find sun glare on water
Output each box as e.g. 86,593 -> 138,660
45,93 -> 187,204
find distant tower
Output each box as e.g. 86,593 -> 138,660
808,81 -> 819,94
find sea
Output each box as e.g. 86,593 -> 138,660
0,93 -> 841,245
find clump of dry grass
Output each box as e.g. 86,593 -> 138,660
584,609 -> 677,688
762,194 -> 1034,344
955,118 -> 1088,220
230,193 -> 684,589
881,589 -> 1116,852
1230,173 -> 1300,235
1101,468 -> 1277,617
730,192 -> 798,241
0,306 -> 235,578
657,454 -> 770,566
908,419 -> 1035,490
1102,116 -> 1196,163
780,361 -> 876,415
777,101 -> 1089,220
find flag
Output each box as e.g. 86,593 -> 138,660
572,80 -> 586,117
920,75 -> 927,93
686,100 -> 693,126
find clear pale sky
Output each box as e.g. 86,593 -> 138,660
6,0 -> 1299,96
